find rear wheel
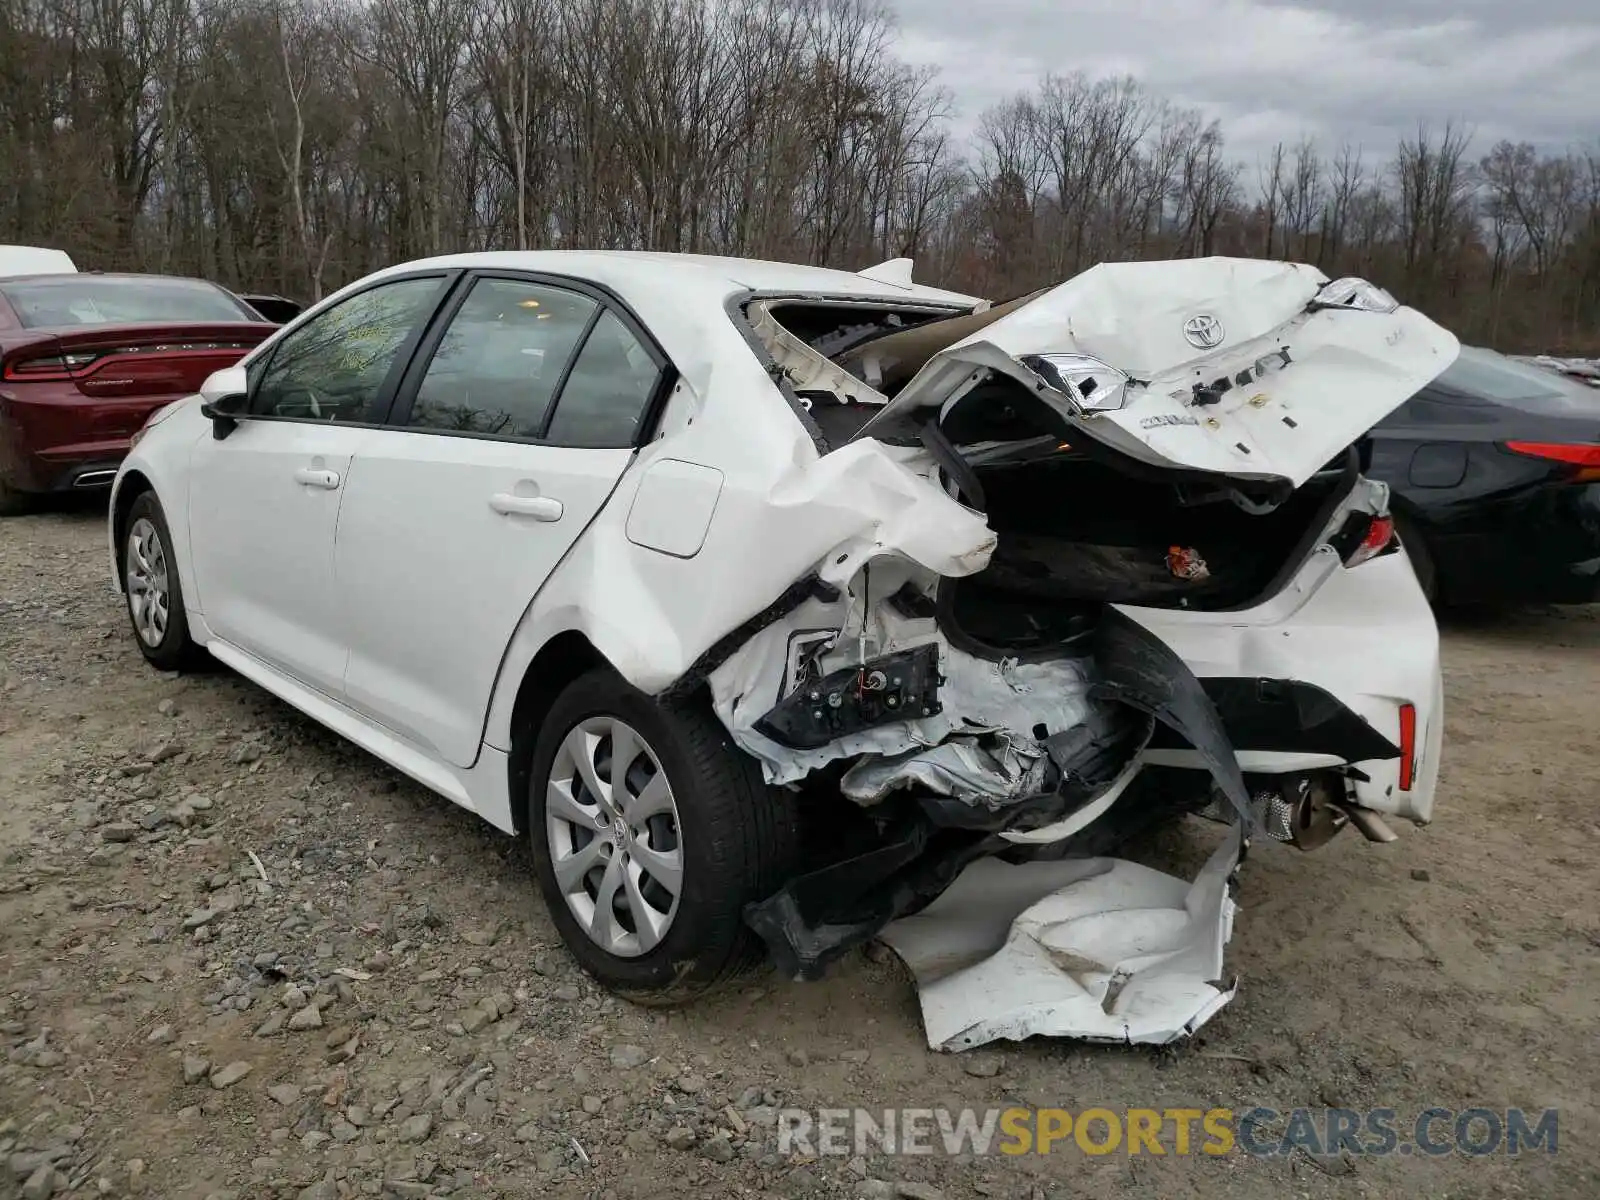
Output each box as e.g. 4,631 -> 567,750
120,491 -> 206,670
0,476 -> 33,517
525,668 -> 800,1004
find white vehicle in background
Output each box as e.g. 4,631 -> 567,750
108,251 -> 1453,1032
0,245 -> 76,275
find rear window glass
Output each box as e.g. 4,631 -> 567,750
0,276 -> 256,328
1425,346 -> 1600,415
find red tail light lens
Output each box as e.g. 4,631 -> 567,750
1506,441 -> 1600,483
1397,702 -> 1417,791
2,352 -> 101,380
1342,514 -> 1395,567
1,342 -> 258,383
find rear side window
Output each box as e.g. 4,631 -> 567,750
406,278 -> 598,438
0,276 -> 256,327
251,277 -> 442,422
544,309 -> 663,447
1426,347 -> 1600,416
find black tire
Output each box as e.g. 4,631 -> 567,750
119,490 -> 207,671
1394,513 -> 1438,604
0,475 -> 33,517
525,667 -> 800,1004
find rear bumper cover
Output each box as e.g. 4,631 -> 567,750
0,393 -> 147,493
1122,546 -> 1442,823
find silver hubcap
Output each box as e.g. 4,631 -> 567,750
545,717 -> 683,957
125,517 -> 170,648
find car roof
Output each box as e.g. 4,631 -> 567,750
264,253 -> 982,432
371,250 -> 981,307
0,271 -> 224,286
0,272 -> 271,334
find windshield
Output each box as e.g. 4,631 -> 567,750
0,276 -> 257,328
1427,346 -> 1600,415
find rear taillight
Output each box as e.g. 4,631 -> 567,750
1506,441 -> 1600,484
0,342 -> 257,383
1331,510 -> 1396,568
2,352 -> 101,380
1397,702 -> 1417,791
1344,514 -> 1395,567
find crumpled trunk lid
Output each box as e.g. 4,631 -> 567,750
852,257 -> 1460,489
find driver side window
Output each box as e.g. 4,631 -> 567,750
251,277 -> 443,421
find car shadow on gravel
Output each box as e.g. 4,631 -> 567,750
17,491 -> 110,523
1435,600 -> 1598,644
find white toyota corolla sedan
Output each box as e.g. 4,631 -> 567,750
108,251 -> 1455,1017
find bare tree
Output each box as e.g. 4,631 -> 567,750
1394,121 -> 1474,305
1322,144 -> 1366,271
1279,136 -> 1322,261
2,0 -> 1597,353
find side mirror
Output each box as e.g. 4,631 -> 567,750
199,366 -> 249,440
200,390 -> 248,439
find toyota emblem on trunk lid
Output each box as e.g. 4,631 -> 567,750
1183,314 -> 1224,349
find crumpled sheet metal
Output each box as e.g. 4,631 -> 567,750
840,732 -> 1050,808
711,627 -> 1097,790
763,438 -> 996,588
878,830 -> 1241,1051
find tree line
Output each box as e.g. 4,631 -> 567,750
1,0 -> 1596,351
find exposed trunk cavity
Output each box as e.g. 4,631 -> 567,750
937,442 -> 1356,658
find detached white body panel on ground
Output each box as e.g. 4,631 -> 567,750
881,832 -> 1240,1050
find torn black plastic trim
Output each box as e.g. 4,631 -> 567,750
919,418 -> 986,509
659,574 -> 840,702
743,817 -> 942,981
1147,676 -> 1402,761
1087,608 -> 1254,832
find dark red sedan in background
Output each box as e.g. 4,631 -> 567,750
0,270 -> 286,514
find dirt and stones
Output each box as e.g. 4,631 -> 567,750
1,504 -> 1597,1199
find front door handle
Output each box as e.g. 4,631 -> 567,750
294,467 -> 341,490
490,493 -> 564,521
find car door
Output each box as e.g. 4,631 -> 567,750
332,272 -> 671,766
186,274 -> 449,696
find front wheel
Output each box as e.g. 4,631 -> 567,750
120,491 -> 206,670
525,668 -> 800,1004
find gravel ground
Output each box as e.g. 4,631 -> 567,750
1,503 -> 1597,1200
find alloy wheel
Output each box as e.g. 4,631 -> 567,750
544,716 -> 684,957
125,517 -> 171,648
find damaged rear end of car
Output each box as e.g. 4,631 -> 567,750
695,258 -> 1456,1046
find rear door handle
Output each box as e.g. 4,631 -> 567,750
490,493 -> 564,521
294,468 -> 341,490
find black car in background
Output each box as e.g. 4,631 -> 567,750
1372,345 -> 1600,606
234,292 -> 305,325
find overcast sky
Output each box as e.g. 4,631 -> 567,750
890,0 -> 1600,166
